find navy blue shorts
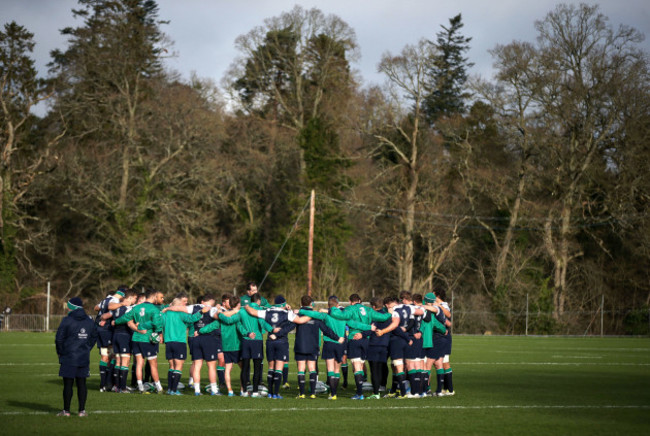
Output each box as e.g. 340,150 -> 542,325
322,341 -> 346,363
266,341 -> 289,362
431,335 -> 447,359
405,337 -> 423,360
241,339 -> 264,360
389,337 -> 408,360
224,350 -> 240,364
133,341 -> 158,358
294,352 -> 318,362
367,345 -> 389,363
113,333 -> 132,355
188,336 -> 195,357
193,335 -> 219,361
97,328 -> 113,348
215,336 -> 223,354
347,337 -> 368,360
59,364 -> 90,378
424,347 -> 436,359
165,341 -> 187,361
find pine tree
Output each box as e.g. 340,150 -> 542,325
423,14 -> 473,124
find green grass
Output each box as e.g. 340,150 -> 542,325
1,333 -> 649,435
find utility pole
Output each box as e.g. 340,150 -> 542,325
307,190 -> 315,297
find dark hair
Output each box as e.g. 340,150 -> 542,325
175,292 -> 188,300
230,295 -> 240,307
124,289 -> 137,298
437,289 -> 447,301
349,293 -> 361,303
328,296 -> 338,308
301,295 -> 313,307
383,295 -> 398,305
251,293 -> 261,303
370,296 -> 383,309
221,293 -> 232,302
201,293 -> 216,304
412,293 -> 423,304
399,290 -> 412,301
145,288 -> 159,299
246,282 -> 257,291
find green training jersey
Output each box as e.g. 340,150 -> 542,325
298,307 -> 373,343
162,310 -> 201,343
421,307 -> 447,348
240,295 -> 271,308
217,311 -> 242,352
115,301 -> 162,343
328,303 -> 391,337
237,302 -> 272,340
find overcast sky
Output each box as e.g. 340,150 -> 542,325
4,0 -> 650,89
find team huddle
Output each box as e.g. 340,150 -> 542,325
93,282 -> 455,400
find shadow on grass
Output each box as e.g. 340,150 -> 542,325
7,400 -> 57,413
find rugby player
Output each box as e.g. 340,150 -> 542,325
420,292 -> 448,395
114,288 -> 165,393
244,295 -> 296,399
237,293 -> 273,397
293,295 -> 344,399
240,282 -> 271,308
94,288 -> 125,391
298,295 -> 375,400
111,289 -> 138,393
328,293 -> 392,400
162,293 -> 208,395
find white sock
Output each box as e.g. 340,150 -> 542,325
137,380 -> 144,390
194,382 -> 201,393
155,381 -> 162,391
188,377 -> 194,385
211,382 -> 218,393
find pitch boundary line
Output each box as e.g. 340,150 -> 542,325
2,404 -> 650,416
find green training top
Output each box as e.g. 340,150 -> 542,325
217,312 -> 242,352
298,307 -> 373,343
421,308 -> 448,348
240,295 -> 271,308
328,303 -> 391,337
115,302 -> 162,343
237,302 -> 273,340
162,310 -> 202,343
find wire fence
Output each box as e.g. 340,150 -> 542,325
1,302 -> 648,336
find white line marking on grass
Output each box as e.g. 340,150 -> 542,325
2,405 -> 650,416
551,355 -> 603,359
0,363 -> 59,366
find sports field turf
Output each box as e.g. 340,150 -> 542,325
1,333 -> 649,435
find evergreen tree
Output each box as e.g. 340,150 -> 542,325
423,13 -> 473,124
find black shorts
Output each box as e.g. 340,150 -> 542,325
224,350 -> 240,364
113,333 -> 132,355
405,337 -> 423,360
193,335 -> 219,361
367,345 -> 389,363
165,341 -> 187,361
266,341 -> 289,362
133,341 -> 158,359
347,337 -> 368,360
97,328 -> 113,348
295,352 -> 318,362
59,364 -> 90,378
241,339 -> 264,360
322,341 -> 346,363
389,337 -> 408,360
188,336 -> 195,357
215,336 -> 223,354
424,347 -> 436,359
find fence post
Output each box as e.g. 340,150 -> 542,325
525,293 -> 529,336
600,294 -> 604,337
46,281 -> 51,332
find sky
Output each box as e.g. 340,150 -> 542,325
3,0 -> 650,93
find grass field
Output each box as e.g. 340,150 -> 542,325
1,333 -> 649,435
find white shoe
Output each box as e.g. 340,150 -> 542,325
251,392 -> 260,398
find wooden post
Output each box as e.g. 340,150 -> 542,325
307,190 -> 315,297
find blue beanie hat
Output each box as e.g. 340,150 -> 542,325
67,297 -> 83,311
274,295 -> 287,306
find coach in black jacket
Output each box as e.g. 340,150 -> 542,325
55,297 -> 97,417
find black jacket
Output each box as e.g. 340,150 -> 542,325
55,308 -> 98,367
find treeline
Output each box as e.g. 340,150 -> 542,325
1,1 -> 649,334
